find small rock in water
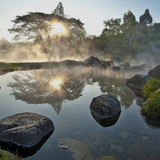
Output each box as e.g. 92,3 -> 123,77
59,145 -> 69,149
60,142 -> 65,145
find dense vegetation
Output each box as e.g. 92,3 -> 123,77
141,78 -> 160,118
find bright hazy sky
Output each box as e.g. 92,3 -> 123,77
1,0 -> 160,41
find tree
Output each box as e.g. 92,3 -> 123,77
53,2 -> 64,17
122,10 -> 137,31
101,18 -> 122,55
139,9 -> 153,27
102,18 -> 121,36
8,2 -> 85,42
120,11 -> 137,56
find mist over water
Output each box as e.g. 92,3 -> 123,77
0,38 -> 92,63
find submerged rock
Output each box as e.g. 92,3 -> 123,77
0,112 -> 54,157
148,64 -> 160,79
62,138 -> 94,160
90,94 -> 121,126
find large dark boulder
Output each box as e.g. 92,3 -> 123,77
0,112 -> 54,157
126,74 -> 150,97
90,94 -> 121,122
84,56 -> 101,67
148,64 -> 160,79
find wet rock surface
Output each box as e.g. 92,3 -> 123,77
84,56 -> 101,67
148,64 -> 160,79
126,74 -> 150,97
0,112 -> 54,157
126,74 -> 150,89
90,94 -> 121,120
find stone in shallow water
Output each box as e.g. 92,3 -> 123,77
90,94 -> 121,127
0,112 -> 54,158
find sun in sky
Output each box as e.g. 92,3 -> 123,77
51,22 -> 67,37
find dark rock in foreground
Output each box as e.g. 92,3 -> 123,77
148,64 -> 160,79
90,94 -> 121,126
0,112 -> 54,157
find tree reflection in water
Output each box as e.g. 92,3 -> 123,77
8,68 -> 136,114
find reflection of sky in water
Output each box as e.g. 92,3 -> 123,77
0,70 -> 160,160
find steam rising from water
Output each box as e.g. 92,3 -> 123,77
0,38 -> 91,63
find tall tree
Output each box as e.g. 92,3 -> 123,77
102,18 -> 121,36
139,9 -> 153,27
101,18 -> 122,55
122,10 -> 137,31
53,2 -> 64,17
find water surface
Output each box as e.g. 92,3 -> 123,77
0,68 -> 160,160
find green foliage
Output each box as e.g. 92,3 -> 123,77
122,10 -> 137,31
141,78 -> 160,118
143,78 -> 160,97
139,9 -> 153,27
103,18 -> 121,36
141,91 -> 160,116
93,8 -> 160,60
0,150 -> 21,160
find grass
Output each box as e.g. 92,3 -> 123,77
0,150 -> 21,160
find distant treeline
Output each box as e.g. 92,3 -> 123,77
1,2 -> 160,62
91,9 -> 160,61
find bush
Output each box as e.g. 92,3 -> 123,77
141,91 -> 160,117
143,78 -> 160,98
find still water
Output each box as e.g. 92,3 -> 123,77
0,68 -> 160,160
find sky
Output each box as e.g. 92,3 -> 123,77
1,0 -> 160,41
